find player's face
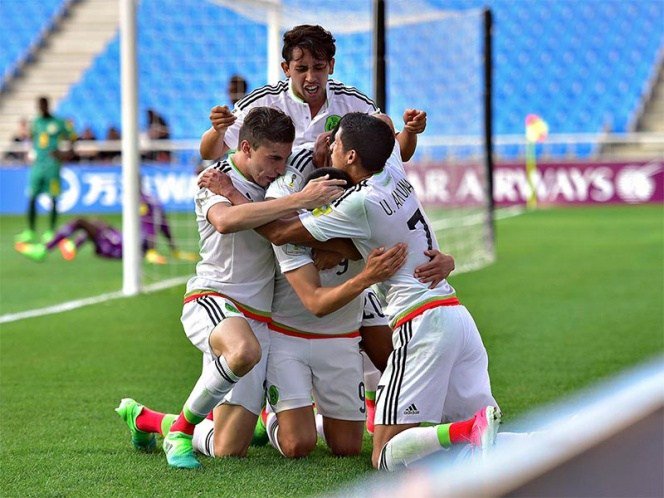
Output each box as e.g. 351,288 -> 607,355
281,47 -> 334,110
330,127 -> 350,171
246,140 -> 293,187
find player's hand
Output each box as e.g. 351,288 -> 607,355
402,109 -> 427,135
295,175 -> 346,210
198,168 -> 236,196
362,243 -> 408,285
312,248 -> 344,271
414,250 -> 454,288
209,105 -> 236,133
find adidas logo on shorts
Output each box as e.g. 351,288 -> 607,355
403,403 -> 419,415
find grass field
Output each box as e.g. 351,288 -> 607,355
1,205 -> 662,497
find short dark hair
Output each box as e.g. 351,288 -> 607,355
238,107 -> 295,149
305,167 -> 354,189
337,113 -> 395,173
282,25 -> 336,63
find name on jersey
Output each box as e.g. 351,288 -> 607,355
379,178 -> 415,216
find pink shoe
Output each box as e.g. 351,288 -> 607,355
469,406 -> 501,455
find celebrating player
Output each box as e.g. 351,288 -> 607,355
199,24 -> 426,163
116,107 -> 350,469
223,112 -> 501,470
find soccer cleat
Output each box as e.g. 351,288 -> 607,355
15,242 -> 46,262
58,238 -> 77,261
145,249 -> 167,265
163,431 -> 202,469
15,229 -> 36,243
42,230 -> 54,243
469,405 -> 502,456
115,398 -> 157,452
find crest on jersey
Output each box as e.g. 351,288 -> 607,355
324,115 -> 341,132
312,205 -> 332,217
268,385 -> 280,405
225,302 -> 240,314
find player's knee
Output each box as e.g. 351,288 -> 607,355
329,439 -> 362,457
279,433 -> 316,459
227,339 -> 261,375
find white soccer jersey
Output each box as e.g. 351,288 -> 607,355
185,156 -> 275,320
224,79 -> 378,149
265,146 -> 364,336
300,145 -> 457,327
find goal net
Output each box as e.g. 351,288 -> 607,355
123,0 -> 494,287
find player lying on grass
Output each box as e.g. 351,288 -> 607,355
206,112 -> 502,470
14,191 -> 196,264
200,24 -> 426,163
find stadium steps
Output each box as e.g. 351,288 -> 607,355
0,0 -> 119,152
602,57 -> 664,158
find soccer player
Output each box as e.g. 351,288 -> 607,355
14,191 -> 193,264
199,24 -> 426,162
116,107 -> 353,469
15,96 -> 76,244
195,134 -> 456,456
217,112 -> 501,470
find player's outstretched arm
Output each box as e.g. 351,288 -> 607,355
414,250 -> 455,288
284,243 -> 408,317
199,105 -> 235,160
200,170 -> 345,233
397,109 -> 427,162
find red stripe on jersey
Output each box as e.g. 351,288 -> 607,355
392,297 -> 461,330
183,290 -> 271,323
268,321 -> 360,339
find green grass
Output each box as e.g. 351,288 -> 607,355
1,205 -> 662,496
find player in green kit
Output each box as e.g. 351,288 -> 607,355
15,96 -> 76,244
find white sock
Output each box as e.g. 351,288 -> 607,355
184,355 -> 239,419
378,427 -> 448,471
265,412 -> 286,456
315,413 -> 327,444
192,418 -> 215,457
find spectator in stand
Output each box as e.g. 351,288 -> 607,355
99,126 -> 121,162
228,74 -> 248,106
76,126 -> 100,162
4,118 -> 31,162
144,108 -> 171,162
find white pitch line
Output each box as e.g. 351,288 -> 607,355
0,276 -> 188,325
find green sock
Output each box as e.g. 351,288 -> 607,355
161,414 -> 177,436
436,423 -> 452,448
183,406 -> 205,425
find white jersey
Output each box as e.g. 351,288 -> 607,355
224,79 -> 378,150
300,145 -> 457,327
265,146 -> 364,336
185,156 -> 275,320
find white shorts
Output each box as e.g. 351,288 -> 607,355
181,295 -> 271,415
375,304 -> 497,425
361,289 -> 390,328
265,331 -> 365,421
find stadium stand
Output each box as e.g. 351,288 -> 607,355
0,0 -> 70,90
4,0 -> 663,159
